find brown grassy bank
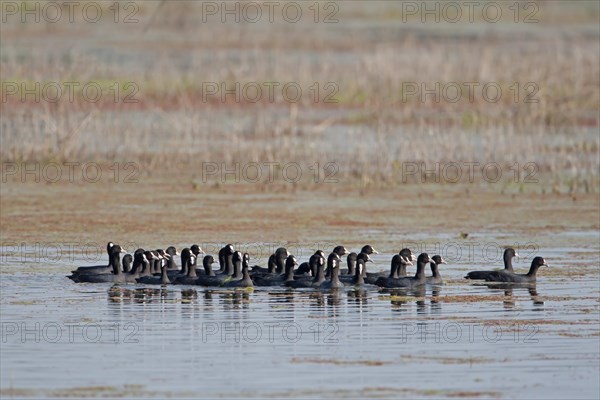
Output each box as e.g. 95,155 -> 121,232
1,179 -> 598,253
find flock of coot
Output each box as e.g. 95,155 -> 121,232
67,242 -> 548,288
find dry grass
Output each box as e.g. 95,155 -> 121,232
1,2 -> 598,191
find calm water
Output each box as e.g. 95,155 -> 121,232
1,239 -> 599,399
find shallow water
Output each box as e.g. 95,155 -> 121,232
1,238 -> 599,399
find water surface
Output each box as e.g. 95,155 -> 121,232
1,239 -> 599,399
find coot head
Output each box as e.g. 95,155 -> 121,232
275,247 -> 289,258
532,256 -> 547,268
274,248 -> 289,274
431,255 -> 447,265
165,246 -> 179,269
360,245 -> 378,255
355,253 -> 373,276
202,255 -> 216,274
504,248 -> 518,258
109,244 -> 124,254
191,244 -> 204,256
203,255 -> 216,266
400,248 -> 417,262
417,253 -> 432,264
166,246 -> 180,257
501,248 -> 518,271
144,250 -> 155,261
523,256 -> 548,278
333,246 -> 349,256
108,244 -> 126,254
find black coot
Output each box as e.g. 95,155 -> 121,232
224,253 -> 254,288
136,259 -> 171,285
375,253 -> 431,289
465,248 -> 518,280
360,245 -> 378,255
69,245 -> 137,283
165,246 -> 180,270
350,253 -> 374,285
253,255 -> 297,286
345,252 -> 357,275
273,247 -> 289,274
296,250 -> 325,276
285,254 -> 326,288
172,251 -> 200,285
122,253 -> 133,273
196,255 -> 228,287
326,246 -> 349,278
426,255 -> 447,285
374,254 -> 413,287
251,254 -> 277,274
396,248 -> 416,277
485,257 -> 547,283
69,242 -> 118,277
320,253 -> 344,290
218,244 -> 236,276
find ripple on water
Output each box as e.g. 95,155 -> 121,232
1,245 -> 599,399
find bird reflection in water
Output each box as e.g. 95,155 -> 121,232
309,291 -> 325,308
267,290 -> 295,311
181,289 -> 198,303
384,286 -> 443,315
107,286 -> 172,304
106,284 -> 451,314
327,289 -> 342,307
347,288 -> 368,308
220,290 -> 252,310
430,288 -> 442,314
108,286 -> 256,308
484,283 -> 543,310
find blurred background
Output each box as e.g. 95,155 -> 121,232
2,0 -> 599,192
